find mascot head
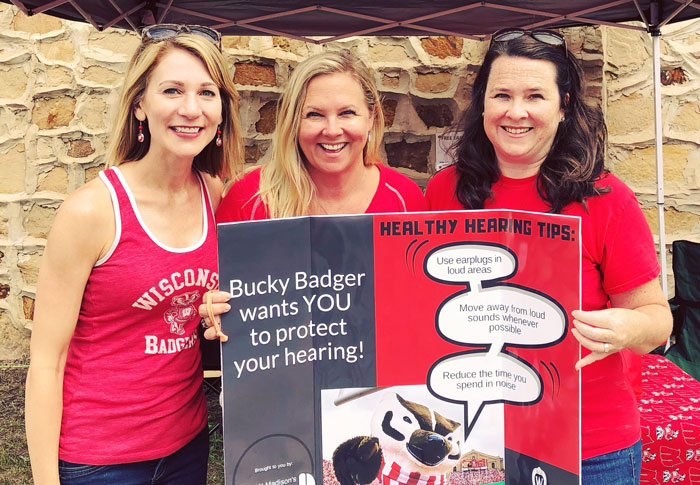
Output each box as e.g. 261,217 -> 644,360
370,393 -> 463,476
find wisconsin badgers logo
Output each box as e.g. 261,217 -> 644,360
657,424 -> 679,441
163,291 -> 200,335
662,468 -> 686,483
532,467 -> 547,485
643,448 -> 657,462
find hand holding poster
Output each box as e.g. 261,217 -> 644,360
217,210 -> 581,485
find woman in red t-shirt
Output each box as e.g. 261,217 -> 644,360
424,28 -> 671,485
217,49 -> 426,223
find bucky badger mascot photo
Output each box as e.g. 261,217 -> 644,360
332,392 -> 463,485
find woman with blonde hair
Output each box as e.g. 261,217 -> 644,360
25,25 -> 242,484
216,49 -> 425,221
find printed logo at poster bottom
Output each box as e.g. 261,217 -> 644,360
505,449 -> 578,485
233,435 -> 314,485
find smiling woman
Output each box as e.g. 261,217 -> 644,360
424,28 -> 672,485
135,49 -> 223,165
483,56 -> 565,178
24,26 -> 243,485
215,49 -> 426,221
298,71 -> 374,189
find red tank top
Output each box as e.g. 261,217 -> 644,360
59,166 -> 216,464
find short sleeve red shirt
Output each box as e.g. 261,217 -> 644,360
426,165 -> 660,459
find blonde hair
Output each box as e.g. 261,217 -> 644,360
106,34 -> 243,180
258,49 -> 385,218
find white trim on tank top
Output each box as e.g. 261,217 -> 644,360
95,170 -> 123,267
105,165 -> 209,254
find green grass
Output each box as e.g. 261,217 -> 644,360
207,386 -> 225,484
0,364 -> 32,485
0,364 -> 224,484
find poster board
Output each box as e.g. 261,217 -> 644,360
217,210 -> 581,485
433,130 -> 462,171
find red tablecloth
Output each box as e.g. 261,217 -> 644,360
640,353 -> 700,484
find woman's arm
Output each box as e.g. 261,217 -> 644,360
25,182 -> 113,484
571,277 -> 672,370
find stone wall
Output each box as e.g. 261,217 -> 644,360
0,3 -> 697,359
603,22 -> 700,292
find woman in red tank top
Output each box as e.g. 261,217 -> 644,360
25,25 -> 243,485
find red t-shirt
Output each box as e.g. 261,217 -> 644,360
425,165 -> 660,460
216,164 -> 427,222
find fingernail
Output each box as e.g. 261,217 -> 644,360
224,304 -> 231,311
223,292 -> 232,300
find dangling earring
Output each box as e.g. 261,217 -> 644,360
215,126 -> 222,147
367,132 -> 372,143
137,121 -> 144,143
560,114 -> 566,123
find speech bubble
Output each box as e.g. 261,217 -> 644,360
436,284 -> 567,348
427,350 -> 543,433
424,242 -> 516,284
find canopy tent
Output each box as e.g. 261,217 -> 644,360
5,0 -> 700,295
3,1 -> 700,40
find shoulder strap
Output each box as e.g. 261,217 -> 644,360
197,172 -> 217,231
100,166 -> 139,221
95,167 -> 129,266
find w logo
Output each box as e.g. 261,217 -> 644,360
163,290 -> 200,335
532,467 -> 547,485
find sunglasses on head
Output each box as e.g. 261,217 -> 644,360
490,28 -> 566,51
140,24 -> 222,50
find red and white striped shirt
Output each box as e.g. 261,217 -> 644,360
376,459 -> 446,485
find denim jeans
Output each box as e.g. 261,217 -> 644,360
58,425 -> 209,485
582,440 -> 641,485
